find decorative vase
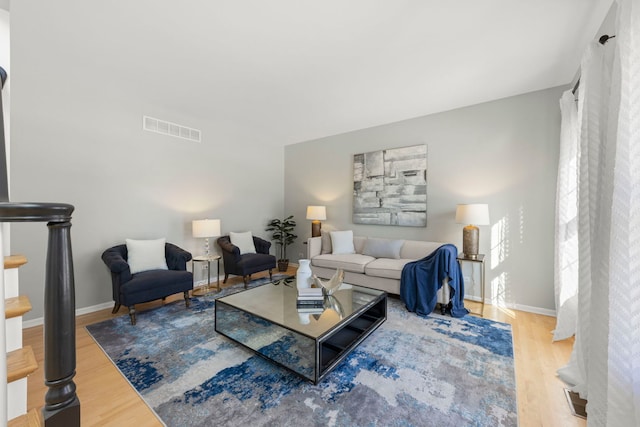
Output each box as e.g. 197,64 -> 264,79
296,259 -> 312,289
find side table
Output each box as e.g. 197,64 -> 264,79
457,254 -> 485,317
192,254 -> 221,295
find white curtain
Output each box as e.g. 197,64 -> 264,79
553,90 -> 580,341
557,0 -> 640,425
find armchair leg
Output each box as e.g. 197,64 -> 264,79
112,302 -> 121,314
184,291 -> 191,308
223,273 -> 229,284
269,269 -> 273,280
128,306 -> 137,325
243,275 -> 250,288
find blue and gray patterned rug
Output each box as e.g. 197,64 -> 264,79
87,276 -> 517,426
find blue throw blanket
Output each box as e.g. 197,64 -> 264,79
400,244 -> 468,318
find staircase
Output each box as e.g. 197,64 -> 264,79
4,255 -> 42,426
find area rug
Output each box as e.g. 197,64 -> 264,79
87,278 -> 517,426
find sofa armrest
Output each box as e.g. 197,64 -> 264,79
101,245 -> 130,274
101,245 -> 133,291
253,236 -> 272,254
165,243 -> 192,271
307,237 -> 322,259
217,236 -> 241,262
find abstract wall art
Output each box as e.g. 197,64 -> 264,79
353,144 -> 427,227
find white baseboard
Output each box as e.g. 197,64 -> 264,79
21,318 -> 41,329
510,303 -> 556,317
465,296 -> 556,317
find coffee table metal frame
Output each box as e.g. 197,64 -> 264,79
215,279 -> 387,384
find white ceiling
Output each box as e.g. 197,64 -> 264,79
38,1 -> 615,146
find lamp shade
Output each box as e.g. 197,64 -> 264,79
455,204 -> 490,226
306,205 -> 327,221
192,219 -> 221,238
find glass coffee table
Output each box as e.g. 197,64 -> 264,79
215,278 -> 387,384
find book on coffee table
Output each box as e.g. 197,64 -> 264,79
298,288 -> 323,297
297,288 -> 324,306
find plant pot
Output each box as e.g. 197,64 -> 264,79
277,259 -> 289,272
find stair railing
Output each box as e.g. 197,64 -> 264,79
0,203 -> 80,427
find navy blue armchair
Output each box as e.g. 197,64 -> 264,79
217,235 -> 276,287
101,243 -> 193,325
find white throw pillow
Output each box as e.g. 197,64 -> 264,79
126,238 -> 168,274
362,238 -> 404,259
330,230 -> 355,255
230,231 -> 256,254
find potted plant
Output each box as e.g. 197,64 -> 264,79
265,215 -> 297,272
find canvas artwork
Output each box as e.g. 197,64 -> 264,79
353,144 -> 427,227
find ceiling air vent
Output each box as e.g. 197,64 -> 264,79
143,116 -> 201,142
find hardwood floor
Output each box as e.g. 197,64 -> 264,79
22,267 -> 585,426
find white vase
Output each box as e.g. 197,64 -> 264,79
296,259 -> 312,289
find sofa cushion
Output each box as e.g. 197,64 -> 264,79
311,253 -> 375,274
353,236 -> 367,254
330,230 -> 356,254
321,230 -> 332,254
236,252 -> 277,270
120,269 -> 192,306
125,238 -> 168,274
365,258 -> 413,280
362,238 -> 404,259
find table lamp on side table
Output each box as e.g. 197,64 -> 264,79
192,219 -> 221,256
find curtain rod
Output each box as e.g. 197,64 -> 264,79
572,34 -> 616,95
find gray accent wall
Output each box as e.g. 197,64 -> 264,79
9,5 -> 284,321
285,86 -> 565,313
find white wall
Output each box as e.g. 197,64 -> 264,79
9,3 -> 285,321
1,6 -> 8,191
285,86 -> 565,313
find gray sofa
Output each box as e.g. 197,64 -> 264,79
306,234 -> 450,305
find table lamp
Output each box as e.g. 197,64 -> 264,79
306,206 -> 326,237
192,219 -> 221,256
455,204 -> 489,259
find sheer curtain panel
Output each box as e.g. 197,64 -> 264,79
553,90 -> 580,341
557,0 -> 640,425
